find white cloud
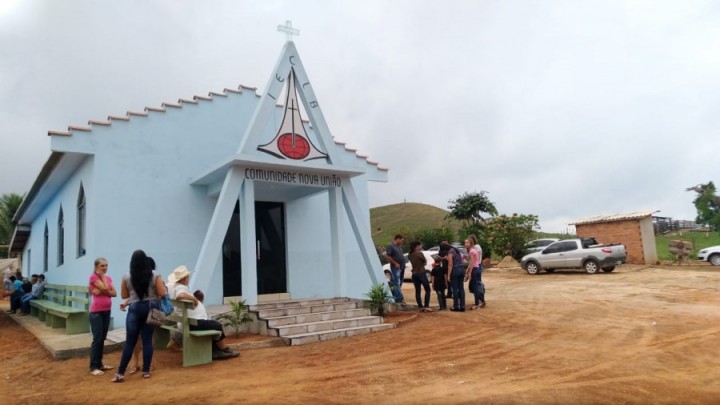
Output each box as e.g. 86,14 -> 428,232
1,0 -> 718,233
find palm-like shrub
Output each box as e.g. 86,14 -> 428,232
217,299 -> 253,337
364,283 -> 392,317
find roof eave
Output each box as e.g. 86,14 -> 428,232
13,152 -> 65,224
9,224 -> 31,254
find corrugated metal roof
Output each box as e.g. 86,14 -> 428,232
570,210 -> 659,225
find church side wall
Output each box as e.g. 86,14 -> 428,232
22,157 -> 95,285
87,93 -> 259,313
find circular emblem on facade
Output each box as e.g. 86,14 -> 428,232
277,133 -> 310,159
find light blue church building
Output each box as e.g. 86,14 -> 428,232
10,41 -> 387,325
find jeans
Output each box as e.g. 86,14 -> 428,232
390,267 -> 404,303
89,310 -> 111,370
412,273 -> 431,309
118,300 -> 156,374
450,266 -> 465,310
20,294 -> 37,314
470,267 -> 485,305
9,291 -> 22,312
435,289 -> 447,309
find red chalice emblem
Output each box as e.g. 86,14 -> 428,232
277,133 -> 310,159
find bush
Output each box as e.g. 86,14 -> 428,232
217,299 -> 253,337
484,214 -> 539,259
364,283 -> 392,317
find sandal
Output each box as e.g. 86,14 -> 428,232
142,372 -> 151,379
110,374 -> 124,383
128,366 -> 140,375
100,365 -> 114,371
90,369 -> 105,376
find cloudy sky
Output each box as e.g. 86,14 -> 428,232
1,0 -> 718,232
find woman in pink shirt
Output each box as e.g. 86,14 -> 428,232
464,238 -> 485,310
89,257 -> 117,376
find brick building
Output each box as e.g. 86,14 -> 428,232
570,211 -> 658,265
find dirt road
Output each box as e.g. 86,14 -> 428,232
1,265 -> 719,404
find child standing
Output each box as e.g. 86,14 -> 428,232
430,256 -> 447,310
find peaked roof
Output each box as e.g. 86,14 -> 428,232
47,82 -> 386,171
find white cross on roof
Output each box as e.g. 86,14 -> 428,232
277,20 -> 300,42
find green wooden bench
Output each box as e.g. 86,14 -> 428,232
160,299 -> 221,367
29,283 -> 65,320
29,284 -> 90,335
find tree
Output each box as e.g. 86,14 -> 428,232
0,193 -> 23,245
686,182 -> 720,231
483,213 -> 539,259
447,191 -> 498,227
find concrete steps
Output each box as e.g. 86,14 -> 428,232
250,297 -> 395,346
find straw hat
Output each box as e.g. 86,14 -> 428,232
168,265 -> 192,284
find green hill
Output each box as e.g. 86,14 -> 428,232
370,202 -> 463,247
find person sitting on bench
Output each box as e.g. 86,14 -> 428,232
4,276 -> 24,314
19,274 -> 46,315
168,266 -> 239,360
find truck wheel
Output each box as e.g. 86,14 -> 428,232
525,261 -> 540,275
545,269 -> 555,273
709,253 -> 720,266
584,260 -> 599,274
602,266 -> 615,273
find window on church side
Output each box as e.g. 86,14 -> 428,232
58,207 -> 64,266
77,185 -> 86,257
43,222 -> 49,273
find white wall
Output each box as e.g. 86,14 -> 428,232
640,217 -> 658,264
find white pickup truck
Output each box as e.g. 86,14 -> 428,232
521,238 -> 627,275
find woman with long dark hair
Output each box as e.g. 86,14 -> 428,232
111,250 -> 166,382
408,241 -> 432,312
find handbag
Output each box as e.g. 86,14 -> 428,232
159,290 -> 173,315
146,305 -> 165,327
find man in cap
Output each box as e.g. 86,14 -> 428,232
168,266 -> 239,360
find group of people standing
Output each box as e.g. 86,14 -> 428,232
87,250 -> 238,383
384,234 -> 487,313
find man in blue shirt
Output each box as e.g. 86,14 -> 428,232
4,276 -> 24,314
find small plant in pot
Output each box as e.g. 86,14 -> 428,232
218,299 -> 253,337
364,283 -> 392,317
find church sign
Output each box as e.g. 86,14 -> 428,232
243,167 -> 342,187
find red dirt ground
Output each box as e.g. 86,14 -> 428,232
1,265 -> 719,404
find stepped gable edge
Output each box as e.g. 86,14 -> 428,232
45,83 -> 386,171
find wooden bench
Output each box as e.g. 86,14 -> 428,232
29,284 -> 90,335
160,299 -> 221,367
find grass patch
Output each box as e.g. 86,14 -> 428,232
370,202 -> 463,247
655,230 -> 720,260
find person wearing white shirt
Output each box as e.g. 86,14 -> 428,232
168,266 -> 238,360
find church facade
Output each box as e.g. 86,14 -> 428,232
10,41 -> 387,324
